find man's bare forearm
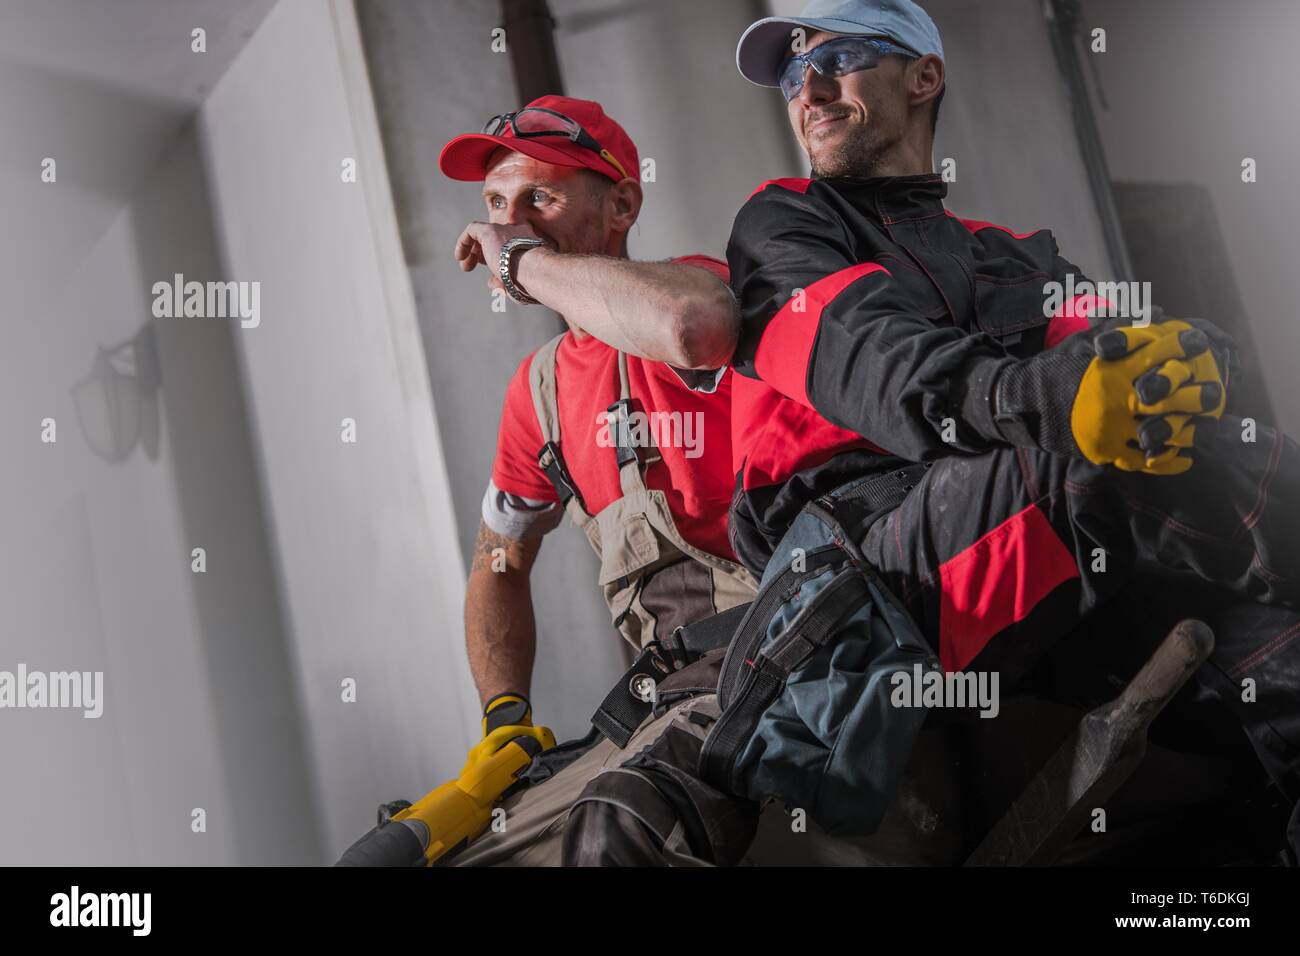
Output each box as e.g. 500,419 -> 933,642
516,248 -> 738,369
464,522 -> 542,707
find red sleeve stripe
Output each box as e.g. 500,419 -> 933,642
748,177 -> 813,200
754,262 -> 891,409
946,210 -> 1042,241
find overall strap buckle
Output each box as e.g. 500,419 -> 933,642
606,397 -> 659,471
537,441 -> 585,512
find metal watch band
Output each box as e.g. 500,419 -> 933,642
498,237 -> 547,304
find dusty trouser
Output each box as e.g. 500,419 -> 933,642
446,736 -> 618,866
849,418 -> 1300,858
455,673 -> 756,866
562,662 -> 759,867
858,419 -> 1299,831
452,336 -> 757,866
447,701 -> 711,866
1124,578 -> 1300,856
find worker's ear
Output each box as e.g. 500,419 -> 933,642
909,54 -> 944,110
607,177 -> 642,236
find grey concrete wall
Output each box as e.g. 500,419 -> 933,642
199,0 -> 479,860
923,0 -> 1116,281
551,0 -> 804,259
1085,0 -> 1298,430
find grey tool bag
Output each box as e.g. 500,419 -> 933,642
699,468 -> 942,836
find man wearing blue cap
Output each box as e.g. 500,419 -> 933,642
720,0 -> 1300,858
736,0 -> 947,178
561,0 -> 1300,866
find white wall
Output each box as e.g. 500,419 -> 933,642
6,0 -> 1244,867
198,0 -> 480,859
0,0 -> 313,865
0,126 -> 317,866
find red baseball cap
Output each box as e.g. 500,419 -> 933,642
438,95 -> 639,184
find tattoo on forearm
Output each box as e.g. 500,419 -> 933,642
469,522 -> 538,574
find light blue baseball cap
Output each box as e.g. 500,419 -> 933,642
737,0 -> 944,88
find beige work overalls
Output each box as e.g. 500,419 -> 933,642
528,334 -> 757,650
451,335 -> 757,866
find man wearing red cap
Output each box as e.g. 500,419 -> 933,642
436,96 -> 759,865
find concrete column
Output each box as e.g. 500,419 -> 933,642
356,0 -> 626,741
199,0 -> 479,859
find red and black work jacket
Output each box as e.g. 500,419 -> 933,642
727,173 -> 1097,572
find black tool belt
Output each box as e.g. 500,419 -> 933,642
590,600 -> 751,748
514,602 -> 753,790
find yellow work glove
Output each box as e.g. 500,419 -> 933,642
988,318 -> 1228,476
1077,321 -> 1227,474
465,693 -> 554,774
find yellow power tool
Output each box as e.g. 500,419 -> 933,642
335,697 -> 554,866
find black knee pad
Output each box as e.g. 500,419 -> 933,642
563,768 -> 681,866
562,724 -> 760,867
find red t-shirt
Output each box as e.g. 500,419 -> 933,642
491,255 -> 738,562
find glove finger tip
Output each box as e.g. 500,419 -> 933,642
1137,417 -> 1174,451
1094,330 -> 1130,360
1179,328 -> 1210,356
1135,372 -> 1172,405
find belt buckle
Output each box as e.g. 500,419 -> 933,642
627,641 -> 673,700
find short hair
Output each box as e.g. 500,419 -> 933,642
582,168 -> 615,199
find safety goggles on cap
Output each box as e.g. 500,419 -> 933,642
482,107 -> 630,180
778,35 -> 918,101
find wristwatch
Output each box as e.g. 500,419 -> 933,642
498,236 -> 549,305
